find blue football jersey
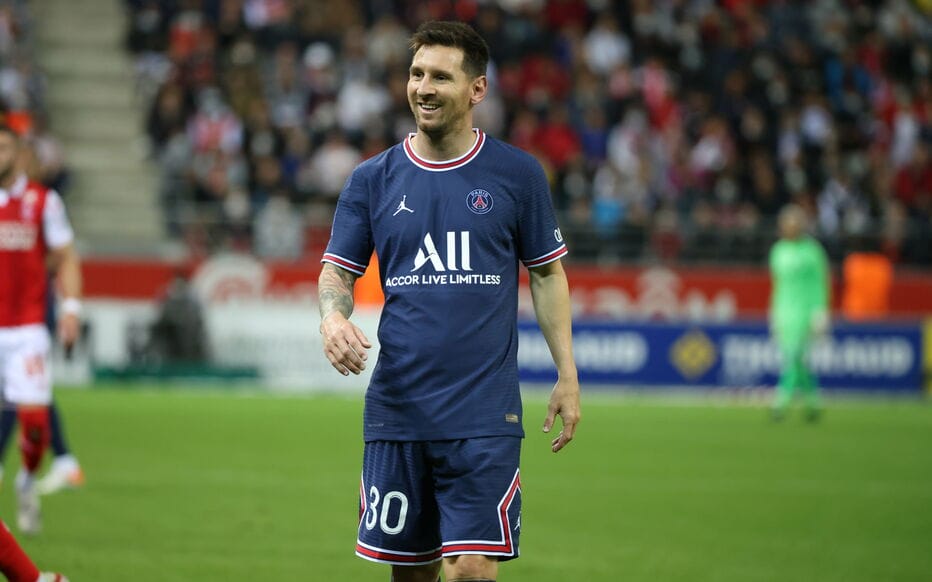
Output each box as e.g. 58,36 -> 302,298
323,130 -> 567,441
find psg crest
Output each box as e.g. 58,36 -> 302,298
466,189 -> 493,215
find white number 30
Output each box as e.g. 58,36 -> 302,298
364,486 -> 409,535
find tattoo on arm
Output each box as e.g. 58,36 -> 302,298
318,263 -> 359,321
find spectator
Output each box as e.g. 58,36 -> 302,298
123,0 -> 932,265
254,191 -> 305,260
582,12 -> 630,76
893,142 -> 931,217
300,129 -> 361,202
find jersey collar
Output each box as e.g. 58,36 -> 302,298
403,129 -> 485,172
0,175 -> 27,206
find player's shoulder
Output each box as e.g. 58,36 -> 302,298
21,179 -> 54,203
481,134 -> 542,173
24,178 -> 46,189
806,236 -> 829,256
769,238 -> 789,259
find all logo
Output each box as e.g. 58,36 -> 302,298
466,189 -> 493,215
412,232 -> 472,272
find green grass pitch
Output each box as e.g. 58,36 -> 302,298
4,386 -> 930,581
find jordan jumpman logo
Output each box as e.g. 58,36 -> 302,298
393,195 -> 414,216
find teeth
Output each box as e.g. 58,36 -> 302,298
420,103 -> 438,110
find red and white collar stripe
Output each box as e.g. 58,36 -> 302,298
403,129 -> 485,172
0,175 -> 28,205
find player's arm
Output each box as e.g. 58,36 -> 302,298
767,244 -> 778,334
318,262 -> 372,376
811,242 -> 831,335
47,242 -> 82,349
528,259 -> 580,453
43,189 -> 82,350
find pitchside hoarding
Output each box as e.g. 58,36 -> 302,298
518,321 -> 924,392
77,255 -> 930,391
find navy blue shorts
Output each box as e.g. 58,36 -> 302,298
355,436 -> 522,565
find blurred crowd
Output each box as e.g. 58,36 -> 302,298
126,0 -> 931,265
0,0 -> 70,195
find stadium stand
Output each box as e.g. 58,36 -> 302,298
119,1 -> 932,266
28,0 -> 164,251
0,1 -> 68,193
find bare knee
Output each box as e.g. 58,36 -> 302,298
391,562 -> 442,582
443,554 -> 498,580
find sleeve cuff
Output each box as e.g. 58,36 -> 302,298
322,253 -> 367,276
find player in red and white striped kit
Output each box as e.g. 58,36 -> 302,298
0,122 -> 80,552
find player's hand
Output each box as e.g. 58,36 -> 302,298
543,376 -> 581,453
58,312 -> 80,351
320,312 -> 372,376
811,310 -> 830,336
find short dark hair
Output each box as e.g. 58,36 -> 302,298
409,21 -> 489,78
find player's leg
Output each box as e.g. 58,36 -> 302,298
4,327 -> 53,535
443,554 -> 498,580
36,402 -> 84,495
390,564 -> 442,582
356,441 -> 443,577
432,436 -> 522,581
773,357 -> 797,417
15,405 -> 49,535
0,519 -> 69,581
772,319 -> 807,418
0,519 -> 40,581
797,351 -> 822,421
16,407 -> 50,477
0,403 -> 18,486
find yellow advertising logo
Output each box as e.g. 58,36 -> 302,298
670,329 -> 717,380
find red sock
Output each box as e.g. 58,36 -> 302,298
17,407 -> 50,473
0,521 -> 39,582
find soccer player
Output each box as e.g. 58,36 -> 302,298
769,204 -> 830,421
0,124 -> 82,534
318,21 -> 580,582
0,277 -> 85,496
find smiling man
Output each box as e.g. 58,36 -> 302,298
317,21 -> 580,582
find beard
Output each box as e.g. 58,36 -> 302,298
0,164 -> 15,185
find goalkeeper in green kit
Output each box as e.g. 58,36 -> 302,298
768,205 -> 830,421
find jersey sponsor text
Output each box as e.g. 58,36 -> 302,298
0,222 -> 37,250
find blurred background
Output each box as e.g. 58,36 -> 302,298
9,0 -> 924,390
2,0 -> 930,579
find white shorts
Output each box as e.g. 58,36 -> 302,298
0,324 -> 53,406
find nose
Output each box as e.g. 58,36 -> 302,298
415,76 -> 435,96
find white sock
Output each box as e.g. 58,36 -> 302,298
15,470 -> 34,489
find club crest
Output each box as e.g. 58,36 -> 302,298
466,189 -> 493,215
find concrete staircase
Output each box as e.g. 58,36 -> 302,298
33,0 -> 166,254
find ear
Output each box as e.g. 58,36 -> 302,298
469,75 -> 488,107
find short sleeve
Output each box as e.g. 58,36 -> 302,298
321,168 -> 373,276
43,190 -> 74,249
518,158 -> 567,268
